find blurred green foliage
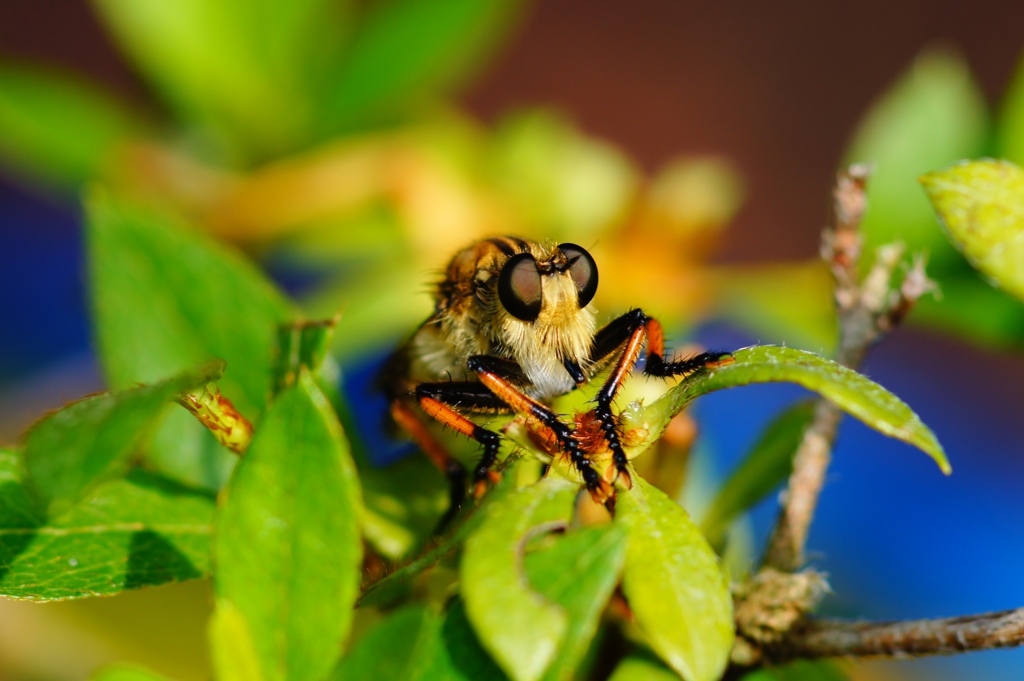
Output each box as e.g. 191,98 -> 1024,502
921,159 -> 1024,303
846,47 -> 1024,348
0,0 -> 524,181
0,65 -> 150,191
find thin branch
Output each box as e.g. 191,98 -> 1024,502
780,607 -> 1024,659
762,165 -> 935,573
760,401 -> 842,573
762,166 -> 870,572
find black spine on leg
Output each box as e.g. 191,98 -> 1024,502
594,401 -> 629,481
565,432 -> 603,495
465,355 -> 531,387
464,354 -> 600,486
414,381 -> 511,488
589,308 -> 648,366
645,350 -> 733,378
522,401 -> 603,496
589,309 -> 649,482
415,381 -> 515,412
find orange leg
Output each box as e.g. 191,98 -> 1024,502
413,381 -> 510,498
645,316 -> 666,359
390,400 -> 469,509
468,355 -> 614,506
588,309 -> 734,488
643,316 -> 734,377
592,316 -> 647,490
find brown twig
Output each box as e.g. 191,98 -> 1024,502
763,166 -> 866,572
779,607 -> 1024,659
759,400 -> 843,574
762,165 -> 933,573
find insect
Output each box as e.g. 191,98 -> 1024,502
382,237 -> 731,510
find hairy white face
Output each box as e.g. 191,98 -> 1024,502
419,238 -> 601,399
494,242 -> 599,398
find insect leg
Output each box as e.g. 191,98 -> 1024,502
467,355 -> 614,505
588,310 -> 734,487
414,381 -> 510,498
390,400 -> 469,512
642,317 -> 734,377
589,309 -> 650,489
589,308 -> 648,372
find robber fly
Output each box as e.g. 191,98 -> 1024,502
382,236 -> 731,510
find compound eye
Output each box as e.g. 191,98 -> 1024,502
558,243 -> 598,308
498,252 -> 543,322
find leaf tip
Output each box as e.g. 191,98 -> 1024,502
923,439 -> 952,475
917,169 -> 941,190
202,358 -> 228,381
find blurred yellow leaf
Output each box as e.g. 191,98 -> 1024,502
921,158 -> 1024,302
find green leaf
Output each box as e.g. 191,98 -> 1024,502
0,452 -> 215,601
845,47 -> 986,272
848,49 -> 1024,347
209,600 -> 264,681
430,597 -> 510,681
22,362 -> 222,517
323,0 -> 522,131
0,63 -> 151,192
617,477 -> 733,681
272,317 -> 340,396
0,448 -> 40,529
461,475 -> 578,681
996,49 -> 1024,165
527,524 -> 629,681
222,0 -> 352,122
644,345 -> 949,474
90,664 -> 174,681
921,159 -> 1024,302
331,600 -> 505,681
147,408 -> 238,492
356,456 -> 449,560
87,190 -> 293,487
359,459 -> 519,606
90,0 -> 336,157
607,652 -> 680,681
214,371 -> 362,681
87,191 -> 292,412
701,401 -> 816,548
332,606 -> 438,680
